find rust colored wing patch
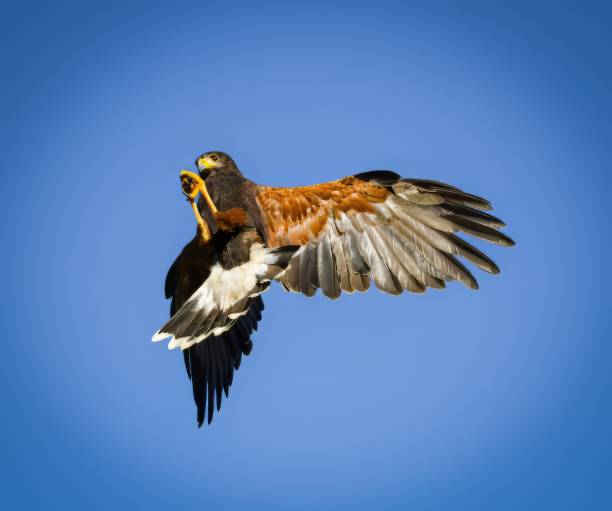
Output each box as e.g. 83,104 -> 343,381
256,176 -> 390,246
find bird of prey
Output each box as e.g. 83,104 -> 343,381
153,151 -> 514,426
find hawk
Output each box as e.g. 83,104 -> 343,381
153,151 -> 514,426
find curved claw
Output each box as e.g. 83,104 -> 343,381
179,170 -> 218,215
179,170 -> 212,242
180,170 -> 203,200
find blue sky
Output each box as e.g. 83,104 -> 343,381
2,1 -> 611,509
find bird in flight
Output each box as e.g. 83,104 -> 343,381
153,151 -> 514,426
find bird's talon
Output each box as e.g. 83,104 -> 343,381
180,170 -> 205,200
179,169 -> 213,243
179,169 -> 219,215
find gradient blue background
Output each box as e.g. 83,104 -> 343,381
2,1 -> 611,509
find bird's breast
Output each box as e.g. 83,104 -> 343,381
206,175 -> 246,210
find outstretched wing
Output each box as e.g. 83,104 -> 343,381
162,237 -> 262,426
255,171 -> 514,299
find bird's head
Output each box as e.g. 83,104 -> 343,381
195,151 -> 240,177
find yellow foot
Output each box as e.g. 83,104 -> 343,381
180,170 -> 212,242
180,170 -> 203,200
180,170 -> 218,215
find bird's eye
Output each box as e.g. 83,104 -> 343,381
210,154 -> 219,162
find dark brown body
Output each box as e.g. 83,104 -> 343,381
198,171 -> 269,243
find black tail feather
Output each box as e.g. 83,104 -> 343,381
185,296 -> 264,427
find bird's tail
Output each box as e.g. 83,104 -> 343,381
152,244 -> 299,350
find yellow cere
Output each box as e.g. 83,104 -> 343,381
198,157 -> 214,170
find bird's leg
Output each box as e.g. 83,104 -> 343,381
189,197 -> 212,242
197,179 -> 218,216
180,170 -> 213,242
